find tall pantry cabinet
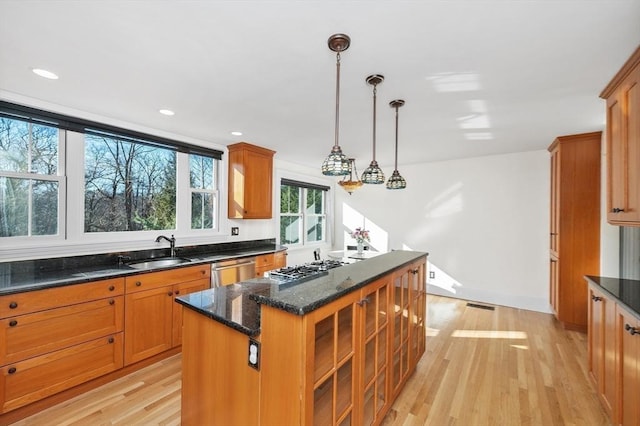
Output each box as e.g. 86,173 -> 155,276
548,132 -> 601,331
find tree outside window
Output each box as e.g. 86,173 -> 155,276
0,117 -> 60,237
84,134 -> 176,232
190,154 -> 217,230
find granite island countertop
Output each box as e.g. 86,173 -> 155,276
586,275 -> 640,319
0,240 -> 286,296
175,250 -> 428,336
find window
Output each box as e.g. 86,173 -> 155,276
84,133 -> 177,232
189,154 -> 218,230
0,101 -> 223,246
0,117 -> 63,237
280,179 -> 329,246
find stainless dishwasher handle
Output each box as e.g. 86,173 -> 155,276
212,261 -> 256,271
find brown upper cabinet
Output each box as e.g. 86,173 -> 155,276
601,45 -> 640,225
227,142 -> 276,219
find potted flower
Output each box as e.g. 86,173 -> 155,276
350,227 -> 370,254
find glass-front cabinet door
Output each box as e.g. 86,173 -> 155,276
361,277 -> 390,425
309,293 -> 358,425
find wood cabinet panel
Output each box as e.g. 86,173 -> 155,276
0,334 -> 123,414
0,278 -> 124,319
616,305 -> 640,426
227,142 -> 275,219
602,46 -> 640,225
587,286 -> 616,419
124,286 -> 174,365
255,251 -> 287,277
125,265 -> 209,293
548,132 -> 601,330
0,296 -> 124,366
171,279 -> 209,347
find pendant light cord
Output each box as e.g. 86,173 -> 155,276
372,83 -> 377,160
334,52 -> 341,149
394,104 -> 399,170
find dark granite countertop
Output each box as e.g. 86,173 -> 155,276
585,275 -> 640,320
175,250 -> 428,336
0,240 -> 286,296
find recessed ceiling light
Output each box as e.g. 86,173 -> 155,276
32,68 -> 59,80
159,109 -> 175,116
231,131 -> 242,136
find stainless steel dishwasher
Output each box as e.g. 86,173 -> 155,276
211,257 -> 256,287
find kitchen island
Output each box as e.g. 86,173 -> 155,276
176,250 -> 428,426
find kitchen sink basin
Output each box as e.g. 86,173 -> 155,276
127,257 -> 191,270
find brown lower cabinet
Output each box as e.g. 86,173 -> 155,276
124,265 -> 210,365
617,304 -> 640,426
0,264 -> 210,417
588,282 -> 640,425
182,256 -> 427,426
0,278 -> 125,414
254,251 -> 287,277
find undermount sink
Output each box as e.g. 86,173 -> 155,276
127,257 -> 191,270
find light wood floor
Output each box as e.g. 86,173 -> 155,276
12,295 -> 609,426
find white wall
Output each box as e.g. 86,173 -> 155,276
334,150 -> 551,313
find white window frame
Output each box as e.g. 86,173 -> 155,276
279,178 -> 329,248
0,123 -> 66,243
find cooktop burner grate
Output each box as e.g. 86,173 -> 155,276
268,260 -> 347,284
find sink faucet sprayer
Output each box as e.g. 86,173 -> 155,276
155,234 -> 176,257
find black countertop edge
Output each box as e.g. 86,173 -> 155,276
585,275 -> 640,320
0,243 -> 287,296
175,251 -> 428,337
175,297 -> 261,336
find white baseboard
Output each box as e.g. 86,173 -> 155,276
427,284 -> 552,314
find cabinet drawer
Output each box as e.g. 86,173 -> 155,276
125,265 -> 211,293
0,333 -> 124,414
0,278 -> 124,319
0,296 -> 124,366
255,254 -> 275,276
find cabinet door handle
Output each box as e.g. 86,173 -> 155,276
108,337 -> 115,344
357,297 -> 371,306
9,320 -> 17,327
108,285 -> 115,291
411,268 -> 419,274
9,302 -> 17,309
109,299 -> 115,305
591,295 -> 602,302
175,290 -> 180,295
625,324 -> 639,335
7,367 -> 16,374
135,281 -> 142,287
168,291 -> 174,296
612,207 -> 625,213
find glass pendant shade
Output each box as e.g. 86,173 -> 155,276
386,99 -> 407,190
386,169 -> 407,189
322,34 -> 351,176
338,158 -> 363,195
362,74 -> 385,184
361,160 -> 385,184
321,145 -> 351,176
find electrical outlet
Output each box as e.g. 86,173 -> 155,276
429,271 -> 435,279
231,227 -> 239,236
248,338 -> 260,370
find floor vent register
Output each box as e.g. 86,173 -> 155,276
466,302 -> 496,311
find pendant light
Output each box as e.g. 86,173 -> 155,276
386,99 -> 407,190
361,74 -> 385,184
338,158 -> 363,195
321,34 -> 352,176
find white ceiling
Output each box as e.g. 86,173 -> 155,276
1,1 -> 639,171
